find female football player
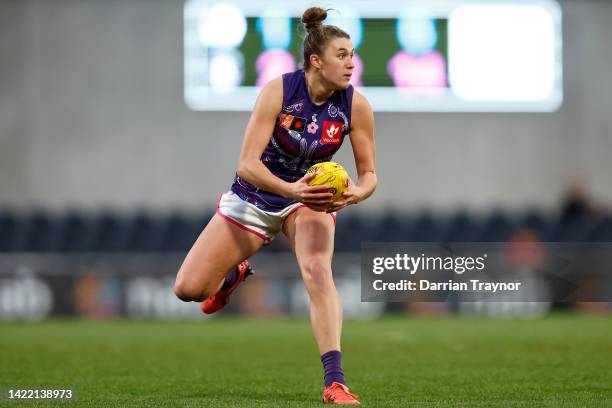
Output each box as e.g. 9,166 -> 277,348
174,6 -> 376,405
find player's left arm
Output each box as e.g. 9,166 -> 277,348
328,90 -> 377,212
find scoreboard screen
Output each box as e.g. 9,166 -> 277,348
184,0 -> 562,112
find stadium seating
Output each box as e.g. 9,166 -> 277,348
0,209 -> 610,253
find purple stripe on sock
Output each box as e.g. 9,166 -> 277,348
321,350 -> 345,387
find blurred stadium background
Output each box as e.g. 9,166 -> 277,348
2,1 -> 612,406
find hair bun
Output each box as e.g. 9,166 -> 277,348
302,7 -> 328,33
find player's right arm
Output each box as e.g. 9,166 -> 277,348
236,77 -> 333,209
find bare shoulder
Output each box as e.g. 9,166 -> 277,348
254,76 -> 284,115
259,76 -> 283,97
350,88 -> 374,128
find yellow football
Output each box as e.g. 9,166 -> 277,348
306,162 -> 350,202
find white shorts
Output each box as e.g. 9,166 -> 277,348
216,191 -> 336,244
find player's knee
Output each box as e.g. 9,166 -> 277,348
174,279 -> 209,302
173,282 -> 194,301
301,258 -> 334,294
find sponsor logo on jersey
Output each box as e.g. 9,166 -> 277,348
328,104 -> 339,117
277,114 -> 305,133
320,121 -> 343,144
283,99 -> 305,113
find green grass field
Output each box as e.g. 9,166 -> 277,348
1,315 -> 611,407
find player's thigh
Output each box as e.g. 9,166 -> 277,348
176,213 -> 264,291
283,207 -> 335,280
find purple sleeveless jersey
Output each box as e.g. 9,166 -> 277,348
231,70 -> 354,212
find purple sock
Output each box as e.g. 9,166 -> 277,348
221,266 -> 239,290
321,350 -> 345,387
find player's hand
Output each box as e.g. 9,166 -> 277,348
289,171 -> 334,212
327,178 -> 360,213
